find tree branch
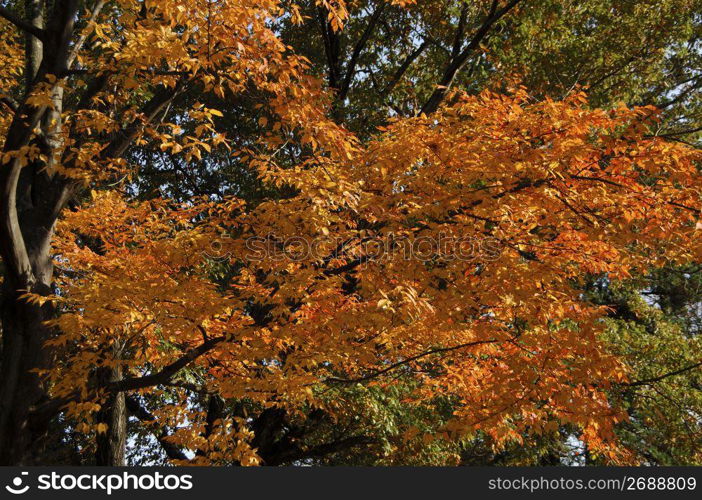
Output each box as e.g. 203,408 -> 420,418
421,0 -> 524,114
317,6 -> 341,91
338,3 -> 386,102
66,0 -> 108,69
28,336 -> 226,423
0,96 -> 18,113
106,336 -> 226,392
655,126 -> 702,138
292,435 -> 376,463
125,395 -> 189,461
383,39 -> 429,95
451,3 -> 470,59
0,105 -> 46,288
99,81 -> 185,160
623,361 -> 702,387
0,5 -> 46,40
326,339 -> 499,384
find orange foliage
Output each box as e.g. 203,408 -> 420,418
46,87 -> 702,464
2,0 -> 699,465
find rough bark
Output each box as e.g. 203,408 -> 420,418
95,363 -> 127,466
23,0 -> 43,95
0,0 -> 57,464
0,280 -> 54,464
0,0 -> 183,464
0,0 -> 94,465
0,134 -> 63,464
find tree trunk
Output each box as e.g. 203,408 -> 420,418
0,0 -> 76,465
0,0 -> 176,465
94,391 -> 127,466
95,362 -> 127,466
0,269 -> 54,464
23,0 -> 43,95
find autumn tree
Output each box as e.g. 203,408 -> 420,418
275,0 -> 702,465
1,0 -> 701,466
45,88 -> 702,465
276,0 -> 702,140
0,0 -> 353,464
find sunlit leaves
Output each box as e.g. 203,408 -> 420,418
49,85 -> 702,464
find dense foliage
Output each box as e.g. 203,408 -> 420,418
0,0 -> 701,465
